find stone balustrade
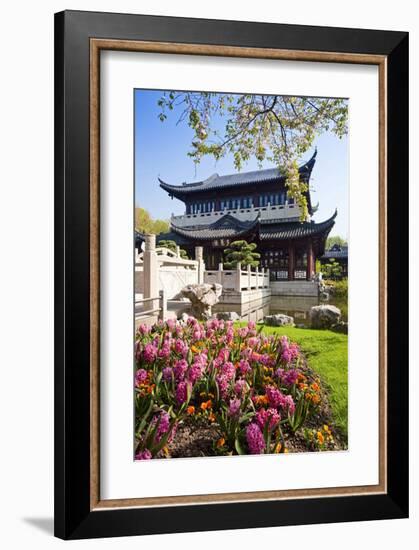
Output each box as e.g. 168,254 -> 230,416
204,262 -> 269,292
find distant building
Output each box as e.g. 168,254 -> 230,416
147,150 -> 336,281
320,243 -> 348,277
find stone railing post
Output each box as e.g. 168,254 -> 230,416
159,289 -> 167,321
266,268 -> 270,287
247,264 -> 252,290
236,262 -> 242,291
143,234 -> 158,316
261,267 -> 265,288
195,246 -> 205,284
218,262 -> 223,286
255,266 -> 259,290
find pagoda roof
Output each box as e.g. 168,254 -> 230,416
259,210 -> 337,241
170,212 -> 260,241
159,150 -> 317,197
321,244 -> 348,259
161,209 -> 336,244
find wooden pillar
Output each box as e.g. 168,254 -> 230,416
306,240 -> 314,280
288,244 -> 295,281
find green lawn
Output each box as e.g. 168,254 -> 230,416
242,324 -> 348,437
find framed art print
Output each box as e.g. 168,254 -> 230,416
54,10 -> 409,539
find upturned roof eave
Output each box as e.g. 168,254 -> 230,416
158,150 -> 318,196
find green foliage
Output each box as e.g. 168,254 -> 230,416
238,324 -> 348,438
157,92 -> 348,220
223,240 -> 260,268
322,258 -> 343,280
326,235 -> 348,249
326,278 -> 348,299
157,239 -> 189,259
135,207 -> 169,235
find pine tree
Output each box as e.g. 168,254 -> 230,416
224,240 -> 260,269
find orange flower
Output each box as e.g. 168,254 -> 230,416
216,437 -> 225,448
190,345 -> 200,353
311,394 -> 320,405
187,406 -> 195,415
275,443 -> 282,454
200,399 -> 212,411
317,431 -> 325,444
208,412 -> 216,422
254,395 -> 269,407
311,382 -> 320,392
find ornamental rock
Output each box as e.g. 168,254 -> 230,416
180,283 -> 223,320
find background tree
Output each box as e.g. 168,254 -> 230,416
322,258 -> 343,280
223,240 -> 260,269
326,235 -> 348,249
135,207 -> 169,235
157,239 -> 189,259
158,92 -> 348,220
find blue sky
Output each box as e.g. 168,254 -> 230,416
134,90 -> 348,239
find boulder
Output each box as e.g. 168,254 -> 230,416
263,313 -> 295,327
180,283 -> 223,320
331,321 -> 348,334
216,311 -> 240,321
309,304 -> 341,329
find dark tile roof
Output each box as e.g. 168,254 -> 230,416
163,209 -> 336,243
159,150 -> 317,195
259,210 -> 337,241
170,213 -> 260,241
322,245 -> 348,259
156,231 -> 191,246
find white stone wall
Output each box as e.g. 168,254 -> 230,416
270,280 -> 319,297
158,267 -> 199,299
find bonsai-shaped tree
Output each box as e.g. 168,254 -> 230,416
224,240 -> 260,269
322,258 -> 343,280
158,239 -> 189,260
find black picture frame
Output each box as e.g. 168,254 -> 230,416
54,9 -> 409,540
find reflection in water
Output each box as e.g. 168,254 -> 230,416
269,295 -> 348,327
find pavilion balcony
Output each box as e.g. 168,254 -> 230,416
171,201 -> 302,228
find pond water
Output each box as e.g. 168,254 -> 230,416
268,295 -> 348,328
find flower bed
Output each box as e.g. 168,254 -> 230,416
134,318 -> 333,459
